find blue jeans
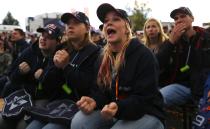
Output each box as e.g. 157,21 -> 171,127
26,120 -> 67,129
71,111 -> 164,129
160,83 -> 191,107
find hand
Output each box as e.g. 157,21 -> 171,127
19,62 -> 31,74
34,68 -> 43,79
101,102 -> 118,120
169,23 -> 186,44
76,96 -> 96,114
53,50 -> 70,69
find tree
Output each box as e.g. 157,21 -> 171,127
127,0 -> 151,31
2,12 -> 19,25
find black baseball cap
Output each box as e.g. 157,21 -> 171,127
61,11 -> 90,25
37,24 -> 63,40
97,3 -> 131,27
170,7 -> 193,19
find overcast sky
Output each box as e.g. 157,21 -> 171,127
1,0 -> 209,30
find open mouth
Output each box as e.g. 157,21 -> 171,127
107,28 -> 117,36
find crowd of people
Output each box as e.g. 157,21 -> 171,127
0,3 -> 210,129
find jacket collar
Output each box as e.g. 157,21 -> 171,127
16,39 -> 27,46
75,43 -> 99,66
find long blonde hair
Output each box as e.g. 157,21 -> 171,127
97,21 -> 133,88
142,18 -> 168,47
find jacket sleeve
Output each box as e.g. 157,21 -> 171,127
156,41 -> 174,70
115,49 -> 161,120
89,53 -> 111,109
91,85 -> 112,109
40,64 -> 65,91
9,48 -> 33,85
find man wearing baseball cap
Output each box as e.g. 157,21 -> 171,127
0,23 -> 63,129
158,6 -> 210,109
37,24 -> 63,41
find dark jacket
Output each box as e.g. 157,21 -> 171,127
2,42 -> 56,99
157,26 -> 210,100
11,39 -> 29,63
41,42 -> 101,101
92,38 -> 165,122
